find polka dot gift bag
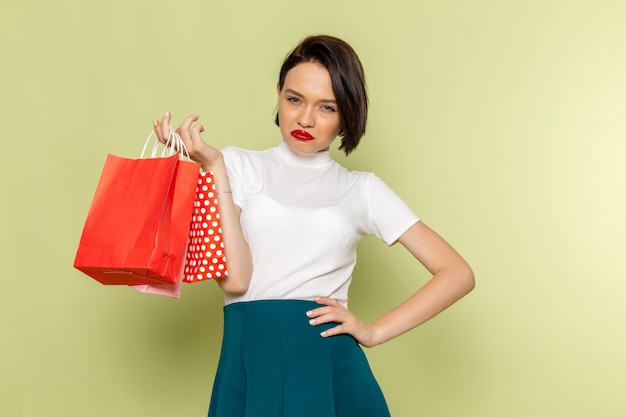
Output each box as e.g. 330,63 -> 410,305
183,171 -> 228,282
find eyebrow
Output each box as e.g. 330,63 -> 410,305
283,88 -> 337,104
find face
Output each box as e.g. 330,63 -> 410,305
276,62 -> 342,154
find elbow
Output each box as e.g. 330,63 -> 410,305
461,264 -> 475,294
228,282 -> 249,296
444,259 -> 474,296
217,255 -> 253,295
220,278 -> 249,295
218,267 -> 252,295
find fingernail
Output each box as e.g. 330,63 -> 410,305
320,331 -> 327,337
153,119 -> 157,127
164,111 -> 170,117
314,297 -> 321,301
309,319 -> 316,325
306,310 -> 313,317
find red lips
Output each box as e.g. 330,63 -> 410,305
290,130 -> 314,141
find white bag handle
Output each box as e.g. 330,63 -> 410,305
140,127 -> 191,160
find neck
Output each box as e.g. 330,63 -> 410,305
277,140 -> 332,168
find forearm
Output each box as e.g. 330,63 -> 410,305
369,265 -> 474,346
201,157 -> 252,295
309,222 -> 475,347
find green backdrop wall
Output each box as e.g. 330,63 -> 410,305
2,1 -> 625,416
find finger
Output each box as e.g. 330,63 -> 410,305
306,305 -> 332,319
308,306 -> 343,328
152,118 -> 161,140
160,111 -> 172,143
308,307 -> 352,327
320,323 -> 346,338
153,119 -> 167,144
176,114 -> 200,137
308,311 -> 332,326
307,298 -> 341,318
314,297 -> 340,307
190,123 -> 205,144
175,115 -> 200,151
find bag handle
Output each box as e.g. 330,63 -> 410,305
141,128 -> 191,160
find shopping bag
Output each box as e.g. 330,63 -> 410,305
74,132 -> 199,286
129,241 -> 189,298
183,171 -> 228,282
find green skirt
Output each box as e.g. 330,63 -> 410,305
207,299 -> 391,417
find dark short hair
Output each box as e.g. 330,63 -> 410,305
275,35 -> 368,155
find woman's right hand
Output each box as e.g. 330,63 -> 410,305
153,112 -> 223,168
154,112 -> 253,295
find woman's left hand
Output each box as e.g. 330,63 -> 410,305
306,297 -> 380,348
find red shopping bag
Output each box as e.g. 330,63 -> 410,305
183,171 -> 228,282
74,152 -> 199,285
130,242 -> 188,298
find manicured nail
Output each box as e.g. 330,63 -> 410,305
153,119 -> 157,127
320,331 -> 327,337
306,310 -> 313,317
164,111 -> 170,117
309,319 -> 316,325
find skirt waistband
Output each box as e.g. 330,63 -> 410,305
224,298 -> 319,312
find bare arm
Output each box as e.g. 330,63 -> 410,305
199,157 -> 252,295
367,221 -> 475,344
308,221 -> 474,347
154,113 -> 252,295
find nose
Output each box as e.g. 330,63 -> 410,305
298,106 -> 315,128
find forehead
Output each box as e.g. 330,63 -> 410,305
283,62 -> 335,97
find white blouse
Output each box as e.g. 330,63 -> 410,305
221,140 -> 419,306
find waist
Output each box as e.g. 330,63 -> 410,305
224,299 -> 319,314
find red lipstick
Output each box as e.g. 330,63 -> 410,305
291,130 -> 314,141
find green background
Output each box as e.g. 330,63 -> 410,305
2,1 -> 625,416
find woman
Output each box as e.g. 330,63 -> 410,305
153,35 -> 474,417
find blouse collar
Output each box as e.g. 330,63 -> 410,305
276,140 -> 333,168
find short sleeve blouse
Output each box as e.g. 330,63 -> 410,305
221,141 -> 419,306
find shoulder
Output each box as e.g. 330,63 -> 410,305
329,164 -> 398,201
221,145 -> 275,166
221,145 -> 257,160
339,165 -> 384,188
344,168 -> 407,204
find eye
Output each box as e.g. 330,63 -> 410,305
321,104 -> 337,113
287,96 -> 301,104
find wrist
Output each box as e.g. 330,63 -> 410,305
200,153 -> 225,173
367,321 -> 393,348
359,322 -> 384,348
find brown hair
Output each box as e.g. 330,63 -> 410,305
275,35 -> 368,155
